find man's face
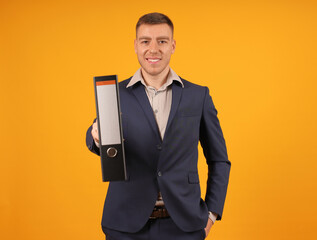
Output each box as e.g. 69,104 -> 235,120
134,23 -> 175,77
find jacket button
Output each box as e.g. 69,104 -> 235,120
157,171 -> 162,177
156,144 -> 162,150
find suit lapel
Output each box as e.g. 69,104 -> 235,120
131,84 -> 161,140
165,83 -> 183,135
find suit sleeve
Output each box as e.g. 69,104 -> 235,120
85,118 -> 100,156
200,87 -> 231,221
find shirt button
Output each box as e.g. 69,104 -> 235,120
157,171 -> 162,177
154,109 -> 158,114
156,144 -> 162,150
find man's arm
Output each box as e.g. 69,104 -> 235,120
200,87 -> 231,221
86,119 -> 100,156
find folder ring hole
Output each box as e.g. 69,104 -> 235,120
107,147 -> 118,158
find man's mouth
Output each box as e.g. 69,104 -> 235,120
146,58 -> 161,63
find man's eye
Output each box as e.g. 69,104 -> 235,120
159,41 -> 167,44
141,41 -> 149,44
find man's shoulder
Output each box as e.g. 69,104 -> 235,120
119,77 -> 133,88
180,77 -> 208,91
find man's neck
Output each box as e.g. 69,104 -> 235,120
141,67 -> 170,90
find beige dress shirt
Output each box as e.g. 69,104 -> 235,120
127,68 -> 183,140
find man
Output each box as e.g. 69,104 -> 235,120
86,12 -> 230,240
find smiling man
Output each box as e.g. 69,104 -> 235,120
134,22 -> 175,89
86,12 -> 231,240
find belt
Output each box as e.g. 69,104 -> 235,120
149,206 -> 170,219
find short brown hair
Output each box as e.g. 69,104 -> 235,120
136,12 -> 174,35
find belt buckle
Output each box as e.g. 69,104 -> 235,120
150,206 -> 163,219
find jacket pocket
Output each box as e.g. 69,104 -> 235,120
178,111 -> 200,117
188,172 -> 200,184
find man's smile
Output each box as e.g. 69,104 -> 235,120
146,58 -> 161,64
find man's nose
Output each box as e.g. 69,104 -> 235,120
149,42 -> 158,53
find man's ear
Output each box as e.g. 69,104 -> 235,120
172,39 -> 176,54
134,39 -> 137,54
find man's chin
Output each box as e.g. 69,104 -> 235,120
142,65 -> 171,77
142,68 -> 162,77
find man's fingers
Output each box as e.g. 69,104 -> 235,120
204,219 -> 213,238
91,122 -> 100,143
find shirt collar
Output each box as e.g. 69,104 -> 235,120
126,68 -> 184,89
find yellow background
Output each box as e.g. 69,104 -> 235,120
1,0 -> 316,239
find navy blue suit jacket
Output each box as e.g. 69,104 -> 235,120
86,77 -> 231,233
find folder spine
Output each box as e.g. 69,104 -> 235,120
94,75 -> 127,182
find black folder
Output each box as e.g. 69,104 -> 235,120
94,75 -> 127,181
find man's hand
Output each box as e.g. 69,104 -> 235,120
204,218 -> 214,238
91,121 -> 99,144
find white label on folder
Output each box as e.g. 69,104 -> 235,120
96,83 -> 121,145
